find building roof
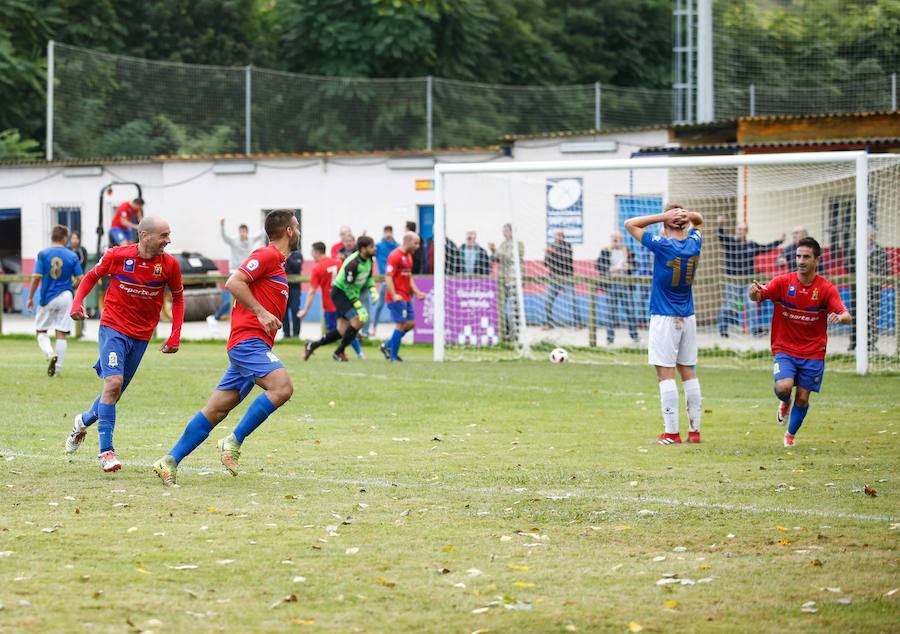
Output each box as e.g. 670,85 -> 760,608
635,137 -> 900,156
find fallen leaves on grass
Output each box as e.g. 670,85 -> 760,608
377,577 -> 396,588
270,594 -> 298,609
291,618 -> 316,625
664,600 -> 678,610
628,622 -> 643,633
809,559 -> 824,567
345,547 -> 359,555
864,485 -> 877,497
167,564 -> 199,570
800,600 -> 817,614
508,564 -> 529,572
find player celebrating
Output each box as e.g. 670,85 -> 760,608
749,237 -> 851,447
152,210 -> 298,486
296,242 -> 363,358
625,204 -> 704,445
379,232 -> 426,362
303,236 -> 377,362
26,225 -> 84,376
66,217 -> 184,472
109,197 -> 144,246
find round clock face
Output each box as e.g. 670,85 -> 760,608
547,178 -> 583,210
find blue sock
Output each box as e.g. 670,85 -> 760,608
97,402 -> 116,452
774,387 -> 791,403
788,404 -> 809,435
232,393 -> 277,443
389,329 -> 404,359
169,411 -> 215,464
82,395 -> 101,426
350,338 -> 362,355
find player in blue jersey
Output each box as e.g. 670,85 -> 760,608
625,204 -> 704,445
26,225 -> 84,377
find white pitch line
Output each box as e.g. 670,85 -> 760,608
2,448 -> 894,523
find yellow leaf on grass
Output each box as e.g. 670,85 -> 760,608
291,618 -> 315,625
135,567 -> 150,575
628,622 -> 643,633
377,576 -> 397,588
508,564 -> 529,572
776,526 -> 788,532
778,538 -> 792,545
699,564 -> 711,570
664,600 -> 678,609
513,581 -> 535,588
441,545 -> 455,552
207,507 -> 218,511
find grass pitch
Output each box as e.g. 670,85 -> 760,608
0,338 -> 897,633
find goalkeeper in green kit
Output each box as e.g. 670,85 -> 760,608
304,236 -> 378,362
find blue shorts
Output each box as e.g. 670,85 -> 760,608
216,338 -> 284,399
774,352 -> 825,393
388,300 -> 415,323
324,311 -> 337,332
109,227 -> 131,246
93,325 -> 149,391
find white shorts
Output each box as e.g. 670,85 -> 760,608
648,314 -> 697,367
35,291 -> 74,333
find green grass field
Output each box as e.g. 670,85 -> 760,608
0,338 -> 897,633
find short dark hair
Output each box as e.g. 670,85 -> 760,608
70,231 -> 81,240
357,236 -> 375,250
797,236 -> 821,258
312,241 -> 326,254
383,225 -> 393,232
133,197 -> 145,205
665,201 -> 685,211
51,224 -> 69,243
238,223 -> 249,231
406,221 -> 417,232
264,209 -> 295,239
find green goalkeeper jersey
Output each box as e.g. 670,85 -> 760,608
333,251 -> 375,301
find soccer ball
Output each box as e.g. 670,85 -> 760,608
549,347 -> 569,363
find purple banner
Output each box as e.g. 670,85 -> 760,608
413,277 -> 500,346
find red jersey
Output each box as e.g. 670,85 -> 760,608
228,244 -> 288,350
385,247 -> 413,301
310,256 -> 341,312
112,202 -> 138,229
92,245 -> 183,341
759,272 -> 847,360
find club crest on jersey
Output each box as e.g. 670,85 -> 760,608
108,351 -> 119,367
246,259 -> 259,271
153,263 -> 162,276
124,258 -> 135,273
787,285 -> 796,297
811,288 -> 819,301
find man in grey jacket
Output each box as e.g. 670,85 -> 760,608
207,218 -> 266,332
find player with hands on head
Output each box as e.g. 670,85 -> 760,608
153,210 -> 299,486
748,236 -> 851,446
66,216 -> 184,472
625,203 -> 704,445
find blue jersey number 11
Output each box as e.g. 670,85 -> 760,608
665,256 -> 699,286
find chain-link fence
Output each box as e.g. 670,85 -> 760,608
51,42 -> 900,160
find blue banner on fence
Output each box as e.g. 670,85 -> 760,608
546,177 -> 584,244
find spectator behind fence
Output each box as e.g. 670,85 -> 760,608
597,231 -> 638,344
488,223 -> 525,341
848,228 -> 890,352
716,215 -> 784,337
429,237 -> 462,275
283,246 -> 304,338
207,218 -> 265,333
109,197 -> 143,246
459,231 -> 491,276
372,225 -> 399,336
544,229 -> 584,329
331,225 -> 352,259
68,231 -> 88,272
406,221 -> 426,273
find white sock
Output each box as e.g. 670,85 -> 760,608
55,338 -> 68,370
683,378 -> 702,432
37,333 -> 53,357
659,379 -> 679,434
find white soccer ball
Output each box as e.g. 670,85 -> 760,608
549,347 -> 569,363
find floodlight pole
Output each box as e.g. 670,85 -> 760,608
855,152 -> 869,375
46,40 -> 54,161
433,167 -> 446,361
696,0 -> 714,122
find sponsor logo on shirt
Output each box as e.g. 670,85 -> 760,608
787,285 -> 796,297
120,285 -> 160,298
246,259 -> 259,271
124,258 -> 135,273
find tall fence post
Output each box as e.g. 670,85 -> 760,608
244,66 -> 252,155
749,84 -> 756,116
594,82 -> 602,129
426,75 -> 433,151
46,40 -> 54,161
892,73 -> 897,112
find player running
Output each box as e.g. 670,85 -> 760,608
152,210 -> 299,486
379,232 -> 426,362
625,204 -> 704,445
303,236 -> 377,362
297,242 -> 363,358
66,217 -> 184,472
748,236 -> 851,447
26,225 -> 84,377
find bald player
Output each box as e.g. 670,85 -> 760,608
66,216 -> 185,473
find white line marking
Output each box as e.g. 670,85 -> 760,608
2,448 -> 893,522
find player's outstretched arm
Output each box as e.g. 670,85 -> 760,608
226,270 -> 281,333
827,310 -> 852,325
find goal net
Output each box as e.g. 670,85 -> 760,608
432,152 -> 900,375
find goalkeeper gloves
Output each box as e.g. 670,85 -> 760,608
353,299 -> 369,324
369,286 -> 379,305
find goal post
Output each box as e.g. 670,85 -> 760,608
433,151 -> 900,374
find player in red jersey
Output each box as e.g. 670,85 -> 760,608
379,232 -> 426,362
65,216 -> 184,472
109,198 -> 144,246
749,237 -> 851,447
152,210 -> 299,486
